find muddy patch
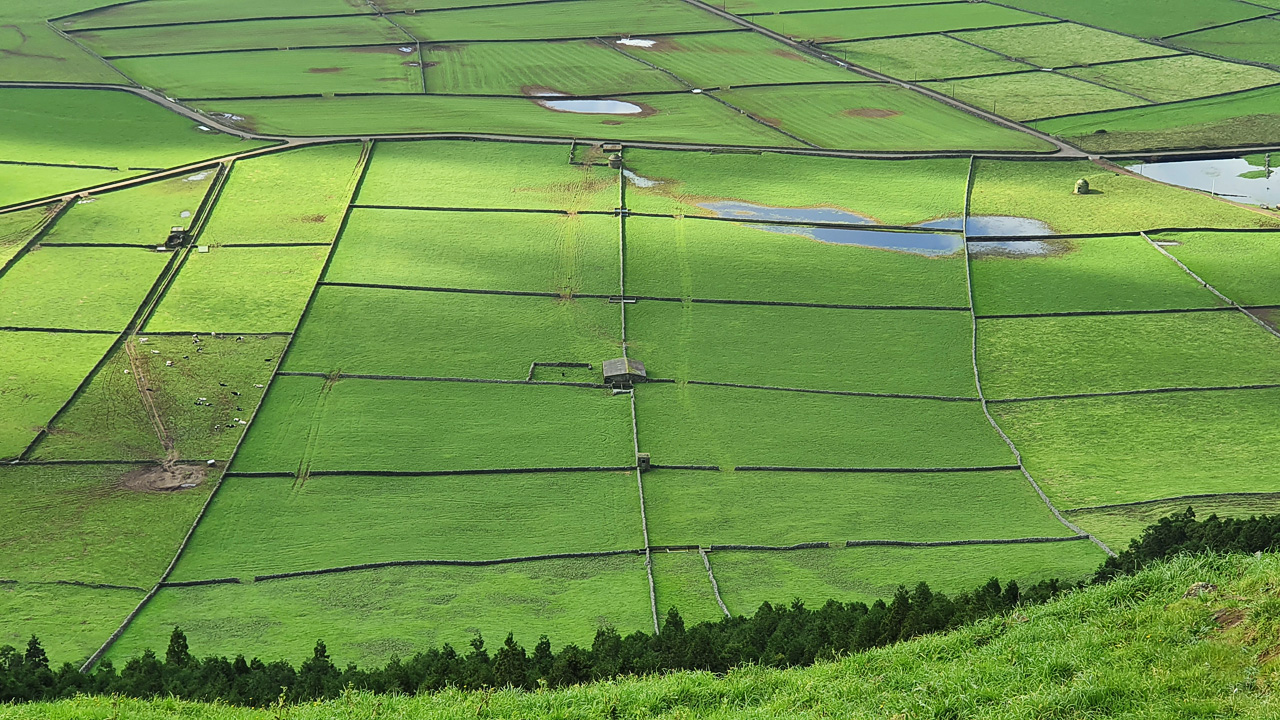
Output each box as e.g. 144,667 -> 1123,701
771,48 -> 808,62
1213,607 -> 1246,630
300,214 -> 327,223
523,86 -> 654,117
844,108 -> 902,119
307,67 -> 344,74
602,120 -> 623,125
120,463 -> 207,493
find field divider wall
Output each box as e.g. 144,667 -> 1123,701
682,379 -> 979,402
1065,490 -> 1280,513
1025,80 -> 1280,124
987,383 -> 1280,404
251,549 -> 650,583
700,549 -> 731,616
708,542 -> 830,551
962,157 -> 1115,557
77,141 -> 374,674
1142,231 -> 1280,341
732,465 -> 1021,473
276,370 -> 607,389
845,536 -> 1090,548
0,198 -> 73,283
52,580 -> 147,592
975,307 -> 1237,319
223,466 -> 638,479
0,326 -> 119,335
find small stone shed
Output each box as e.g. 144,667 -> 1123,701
603,357 -> 646,389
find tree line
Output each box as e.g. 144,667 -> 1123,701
3,508 -> 1276,706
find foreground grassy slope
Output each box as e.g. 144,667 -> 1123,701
19,553 -> 1280,718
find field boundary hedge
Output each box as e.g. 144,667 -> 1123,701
732,465 -> 1021,473
684,379 -> 979,402
1065,490 -> 1280,513
845,536 -> 1089,548
987,383 -> 1280,404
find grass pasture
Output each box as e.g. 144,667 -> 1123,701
923,72 -> 1144,122
30,335 -> 285,462
649,551 -> 725,627
1035,84 -> 1280,152
642,468 -> 1071,548
1174,19 -> 1280,67
283,287 -> 621,379
977,312 -> 1280,399
634,382 -> 1013,470
0,165 -> 140,210
968,160 -> 1280,233
325,208 -> 619,294
619,32 -> 856,88
196,93 -> 799,146
969,235 -> 1220,315
623,150 -> 968,226
954,23 -> 1171,68
114,46 -> 425,98
168,470 -> 642,580
0,22 -> 122,84
41,171 -> 214,246
57,0 -> 373,30
144,246 -> 327,333
0,206 -> 50,266
76,15 -> 411,57
826,34 -> 1023,81
1069,494 -> 1280,549
0,331 -> 113,459
231,376 -> 634,474
111,556 -> 654,665
0,583 -> 144,666
753,4 -> 1047,44
395,0 -> 736,42
624,216 -> 969,307
626,302 -> 976,397
708,541 -> 1104,616
1064,55 -> 1280,104
423,40 -> 683,95
358,140 -> 617,211
1161,231 -> 1280,305
994,388 -> 1280,507
715,83 -> 1054,151
0,88 -> 258,170
200,143 -> 363,247
0,246 -> 169,331
0,463 -> 212,586
996,0 -> 1272,38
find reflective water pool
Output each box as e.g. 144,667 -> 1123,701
1129,157 -> 1278,206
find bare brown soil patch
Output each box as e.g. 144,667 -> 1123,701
1260,644 -> 1280,664
770,48 -> 807,62
602,120 -> 623,126
120,463 -> 207,493
300,214 -> 327,223
844,108 -> 902,119
1212,607 -> 1246,630
307,67 -> 344,74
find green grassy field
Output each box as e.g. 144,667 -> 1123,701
649,551 -> 725,627
396,0 -> 735,41
754,3 -> 1046,43
1064,55 -> 1280,104
0,463 -> 212,586
715,83 -> 1054,151
324,209 -> 619,294
168,470 -> 642,580
994,388 -> 1280,507
1069,495 -> 1280,549
954,23 -> 1171,68
618,31 -> 856,87
977,312 -> 1280,398
627,302 -> 976,396
0,206 -> 50,266
232,376 -> 634,473
997,0 -> 1271,38
1173,19 -> 1280,67
116,46 -> 425,98
41,172 -> 214,246
727,0 -> 942,11
0,331 -> 113,459
0,22 -> 123,84
1161,231 -> 1280,305
200,143 -> 363,246
144,246 -> 327,333
0,88 -> 261,169
110,556 -> 654,665
623,150 -> 968,225
196,93 -> 803,146
970,234 -> 1221,315
357,140 -> 618,212
826,34 -> 1023,81
1035,85 -> 1280,152
923,72 -> 1144,122
643,468 -> 1071,547
30,335 -> 284,462
0,583 -> 143,666
57,0 -> 372,30
423,40 -> 683,95
634,382 -> 1012,470
0,165 -> 141,209
968,160 -> 1280,232
283,287 -> 621,379
0,247 -> 169,331
76,15 -> 411,57
708,541 -> 1104,614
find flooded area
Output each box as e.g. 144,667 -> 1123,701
623,169 -> 662,187
532,90 -> 644,115
616,38 -> 657,47
1129,157 -> 1278,206
696,201 -> 1053,256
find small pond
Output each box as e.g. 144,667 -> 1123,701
1128,157 -> 1278,207
533,91 -> 643,115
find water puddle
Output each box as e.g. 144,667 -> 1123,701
696,201 -> 1052,256
624,169 -> 662,188
537,96 -> 643,115
1129,157 -> 1279,206
617,38 -> 656,48
968,240 -> 1053,257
